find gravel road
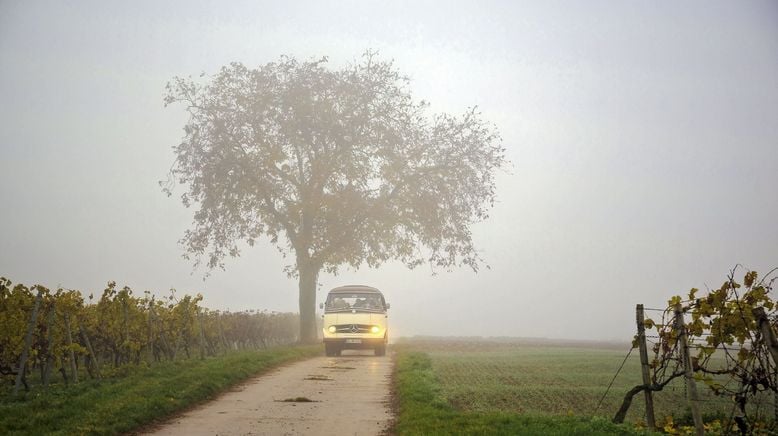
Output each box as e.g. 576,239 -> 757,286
144,350 -> 393,436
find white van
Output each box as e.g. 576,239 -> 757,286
320,285 -> 389,356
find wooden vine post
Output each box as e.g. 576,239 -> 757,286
752,307 -> 778,421
752,307 -> 778,369
197,307 -> 206,360
147,297 -> 155,361
13,287 -> 43,396
42,304 -> 56,388
217,312 -> 229,352
674,303 -> 704,435
63,312 -> 79,384
121,295 -> 129,364
150,303 -> 174,360
79,321 -> 101,379
635,304 -> 656,430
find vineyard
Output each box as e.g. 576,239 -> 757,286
0,276 -> 299,395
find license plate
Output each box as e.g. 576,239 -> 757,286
345,339 -> 362,344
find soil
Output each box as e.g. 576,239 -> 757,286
142,350 -> 393,436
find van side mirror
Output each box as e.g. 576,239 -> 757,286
319,303 -> 324,309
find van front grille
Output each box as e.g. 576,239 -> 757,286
333,324 -> 372,333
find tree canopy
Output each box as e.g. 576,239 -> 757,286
164,52 -> 506,342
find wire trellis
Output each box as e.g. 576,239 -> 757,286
610,268 -> 778,431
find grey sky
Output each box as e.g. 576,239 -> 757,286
1,0 -> 776,340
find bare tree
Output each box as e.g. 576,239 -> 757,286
163,52 -> 506,343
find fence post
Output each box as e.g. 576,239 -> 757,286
674,303 -> 704,435
13,287 -> 43,396
636,304 -> 656,430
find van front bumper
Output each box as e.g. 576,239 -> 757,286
323,337 -> 386,349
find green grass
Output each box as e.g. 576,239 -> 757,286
395,338 -> 768,426
427,343 -> 637,415
393,350 -> 646,435
0,345 -> 320,435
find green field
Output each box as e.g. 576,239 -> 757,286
393,338 -> 774,434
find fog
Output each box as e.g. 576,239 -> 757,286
1,1 -> 776,341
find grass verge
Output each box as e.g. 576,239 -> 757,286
0,345 -> 320,435
393,351 -> 645,435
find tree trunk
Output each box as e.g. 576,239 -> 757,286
297,263 -> 319,344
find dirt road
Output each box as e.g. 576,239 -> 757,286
144,350 -> 393,436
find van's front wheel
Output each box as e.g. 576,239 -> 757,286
374,345 -> 386,356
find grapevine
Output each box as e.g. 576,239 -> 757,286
616,267 -> 778,433
0,276 -> 299,394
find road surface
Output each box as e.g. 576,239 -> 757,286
144,350 -> 393,436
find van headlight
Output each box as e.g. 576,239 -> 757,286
370,325 -> 380,333
328,326 -> 336,333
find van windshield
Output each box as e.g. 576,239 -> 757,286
325,293 -> 386,313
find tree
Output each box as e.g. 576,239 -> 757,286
163,52 -> 506,343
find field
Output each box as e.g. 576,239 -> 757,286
393,338 -> 775,434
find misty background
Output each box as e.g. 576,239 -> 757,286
1,1 -> 776,341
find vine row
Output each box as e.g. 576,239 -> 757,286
0,277 -> 299,394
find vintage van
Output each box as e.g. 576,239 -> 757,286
320,285 -> 389,356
